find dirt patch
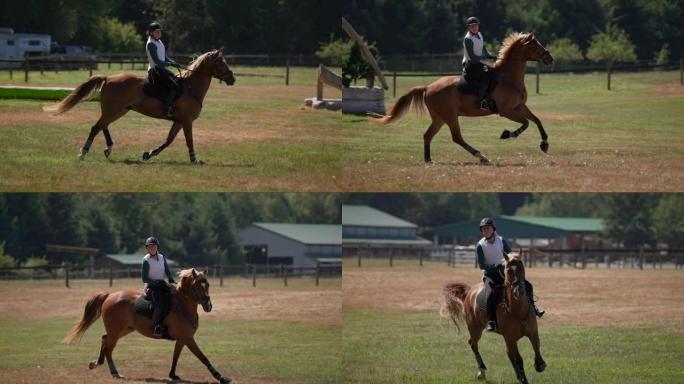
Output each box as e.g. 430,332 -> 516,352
643,83 -> 684,97
535,112 -> 594,122
0,281 -> 341,326
343,266 -> 684,327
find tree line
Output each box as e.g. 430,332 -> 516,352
0,0 -> 342,54
0,193 -> 341,268
343,0 -> 683,62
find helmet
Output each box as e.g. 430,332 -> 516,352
145,236 -> 160,247
466,17 -> 480,25
479,217 -> 496,231
148,22 -> 162,34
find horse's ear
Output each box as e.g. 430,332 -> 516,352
218,47 -> 224,55
192,268 -> 197,278
503,252 -> 510,263
203,266 -> 208,275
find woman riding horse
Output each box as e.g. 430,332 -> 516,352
141,236 -> 175,336
462,16 -> 498,110
146,22 -> 182,119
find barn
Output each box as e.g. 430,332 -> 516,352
239,223 -> 342,269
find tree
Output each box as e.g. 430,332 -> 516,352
85,207 -> 119,255
586,24 -> 637,63
516,194 -> 611,217
546,38 -> 583,62
100,18 -> 143,53
603,194 -> 659,248
651,195 -> 684,248
0,242 -> 16,268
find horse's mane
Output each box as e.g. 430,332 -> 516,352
177,268 -> 205,290
494,32 -> 529,68
181,50 -> 216,78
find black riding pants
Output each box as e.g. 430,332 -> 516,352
483,269 -> 504,323
463,62 -> 492,101
147,282 -> 171,326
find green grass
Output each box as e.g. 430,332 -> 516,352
343,308 -> 684,384
0,317 -> 341,384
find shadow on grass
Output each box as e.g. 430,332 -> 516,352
123,377 -> 212,384
114,158 -> 257,168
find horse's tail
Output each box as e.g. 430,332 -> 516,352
43,76 -> 106,114
63,292 -> 109,344
440,283 -> 470,330
369,86 -> 427,125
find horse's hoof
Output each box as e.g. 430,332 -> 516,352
477,370 -> 486,381
540,141 -> 549,153
88,361 -> 97,370
478,155 -> 491,165
78,149 -> 87,160
192,159 -> 205,165
104,147 -> 112,158
219,377 -> 232,384
169,374 -> 181,381
111,373 -> 124,379
535,360 -> 546,372
142,152 -> 151,161
500,130 -> 512,139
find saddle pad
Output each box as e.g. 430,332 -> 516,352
143,76 -> 184,103
134,295 -> 154,319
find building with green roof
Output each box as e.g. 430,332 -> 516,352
342,205 -> 431,257
431,216 -> 605,249
239,223 -> 341,269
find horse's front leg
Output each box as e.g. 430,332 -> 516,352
181,122 -> 200,163
529,329 -> 546,373
184,337 -> 231,384
143,122 -> 182,161
519,104 -> 549,153
169,340 -> 184,380
505,338 -> 528,384
499,108 -> 529,141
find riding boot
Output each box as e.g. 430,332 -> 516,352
163,90 -> 177,120
476,83 -> 489,110
526,281 -> 545,318
485,287 -> 498,332
151,288 -> 166,336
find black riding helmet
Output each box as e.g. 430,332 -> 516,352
148,22 -> 162,34
466,16 -> 480,25
145,236 -> 160,247
479,217 -> 496,231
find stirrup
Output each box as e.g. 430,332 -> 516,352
535,307 -> 545,318
479,99 -> 490,110
153,324 -> 164,336
485,321 -> 497,332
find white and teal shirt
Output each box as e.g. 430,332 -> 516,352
476,235 -> 512,270
462,31 -> 495,65
142,253 -> 174,287
146,37 -> 174,70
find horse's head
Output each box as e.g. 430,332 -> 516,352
179,268 -> 213,312
211,48 -> 235,86
503,250 -> 526,300
521,33 -> 554,65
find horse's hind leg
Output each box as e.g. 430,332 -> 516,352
468,325 -> 488,380
143,122 -> 182,161
103,129 -> 113,158
103,334 -> 124,379
423,114 -> 444,163
519,104 -> 549,153
446,117 -> 489,164
88,334 -> 107,369
79,120 -> 105,160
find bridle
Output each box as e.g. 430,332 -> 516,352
175,54 -> 234,83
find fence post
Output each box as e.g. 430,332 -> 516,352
219,264 -> 224,287
108,59 -> 112,70
252,264 -> 256,287
581,246 -> 587,269
9,63 -> 13,80
24,58 -> 29,83
606,254 -> 610,269
109,266 -> 113,287
89,59 -> 93,77
65,263 -> 70,288
639,246 -> 644,270
285,60 -> 290,85
419,249 -> 424,267
680,58 -> 683,86
389,248 -> 393,267
392,71 -> 397,98
607,62 -> 612,91
283,264 -> 288,287
357,247 -> 362,267
536,62 -> 540,94
315,262 -> 320,286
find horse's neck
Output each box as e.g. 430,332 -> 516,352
506,288 -> 530,318
497,55 -> 527,89
175,291 -> 199,324
187,66 -> 213,101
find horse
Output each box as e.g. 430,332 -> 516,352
64,268 -> 231,384
371,33 -> 554,164
43,48 -> 235,163
442,251 -> 545,384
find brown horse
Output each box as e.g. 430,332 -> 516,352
43,49 -> 235,163
442,251 -> 545,384
64,268 -> 231,383
371,33 -> 554,164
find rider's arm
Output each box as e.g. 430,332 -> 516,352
142,259 -> 153,284
147,42 -> 167,68
476,244 -> 487,270
482,44 -> 497,60
464,37 -> 483,63
502,238 -> 512,254
163,257 -> 175,283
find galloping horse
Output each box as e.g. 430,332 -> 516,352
64,268 -> 231,384
43,49 -> 235,163
442,251 -> 545,384
371,33 -> 554,164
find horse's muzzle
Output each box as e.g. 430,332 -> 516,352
541,51 -> 554,65
223,72 -> 235,86
201,297 -> 213,312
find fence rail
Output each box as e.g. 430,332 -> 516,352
0,262 -> 341,288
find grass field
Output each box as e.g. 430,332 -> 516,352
338,70 -> 684,191
342,264 -> 684,383
0,278 -> 341,384
0,65 -> 341,192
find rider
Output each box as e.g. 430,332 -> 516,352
476,217 -> 545,332
146,22 -> 181,119
462,17 -> 498,111
141,236 -> 176,336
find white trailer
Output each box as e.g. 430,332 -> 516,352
0,28 -> 51,68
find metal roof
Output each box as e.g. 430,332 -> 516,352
342,205 -> 417,228
106,254 -> 178,266
432,216 -> 604,238
252,223 -> 341,245
342,237 -> 432,246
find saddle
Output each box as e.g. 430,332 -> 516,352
134,291 -> 175,340
476,283 -> 503,313
143,72 -> 185,103
458,67 -> 498,113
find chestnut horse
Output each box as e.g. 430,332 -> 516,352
43,49 -> 235,163
442,251 -> 545,384
64,268 -> 231,384
371,33 -> 554,164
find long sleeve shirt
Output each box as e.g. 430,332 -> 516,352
141,253 -> 174,287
